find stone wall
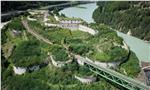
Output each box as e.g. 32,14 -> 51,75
75,75 -> 96,84
50,55 -> 72,67
27,16 -> 37,21
75,55 -> 125,69
78,25 -> 97,35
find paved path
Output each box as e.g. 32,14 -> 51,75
22,19 -> 53,45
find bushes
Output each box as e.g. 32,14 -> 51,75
7,73 -> 50,90
69,43 -> 90,55
7,17 -> 25,30
91,46 -> 128,62
108,46 -> 128,60
65,38 -> 83,44
119,52 -> 140,77
1,27 -> 8,44
51,45 -> 69,61
10,40 -> 45,67
78,66 -> 93,76
92,52 -> 111,62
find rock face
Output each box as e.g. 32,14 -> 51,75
127,30 -> 132,36
75,75 -> 96,84
13,66 -> 26,75
121,41 -> 129,51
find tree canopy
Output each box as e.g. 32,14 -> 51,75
93,1 -> 150,41
10,40 -> 45,67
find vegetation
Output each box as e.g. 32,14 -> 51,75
47,15 -> 58,24
87,24 -> 128,62
119,52 -> 140,77
7,17 -> 25,30
51,45 -> 69,61
2,64 -> 118,90
10,40 -> 46,67
93,1 -> 150,41
77,66 -> 93,76
28,20 -> 91,44
1,26 -> 8,44
1,5 -> 141,90
69,43 -> 90,55
2,1 -> 68,13
90,46 -> 128,62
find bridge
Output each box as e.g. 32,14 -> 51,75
77,55 -> 150,90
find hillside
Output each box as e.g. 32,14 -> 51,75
1,7 -> 141,89
93,1 -> 150,41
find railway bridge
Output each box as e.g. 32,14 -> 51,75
79,56 -> 150,90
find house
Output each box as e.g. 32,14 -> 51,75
59,18 -> 82,30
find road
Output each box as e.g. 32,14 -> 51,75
22,19 -> 53,45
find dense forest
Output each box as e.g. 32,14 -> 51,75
93,1 -> 150,41
1,1 -> 67,13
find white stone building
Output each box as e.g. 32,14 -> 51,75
59,19 -> 82,30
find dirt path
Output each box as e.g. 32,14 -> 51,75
22,19 -> 53,45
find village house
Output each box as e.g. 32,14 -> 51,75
59,18 -> 82,30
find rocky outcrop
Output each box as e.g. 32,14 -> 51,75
127,30 -> 132,36
121,41 -> 129,52
75,75 -> 96,84
13,66 -> 26,75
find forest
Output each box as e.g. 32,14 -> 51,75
93,1 -> 150,41
1,1 -> 68,13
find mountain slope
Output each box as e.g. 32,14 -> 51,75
93,1 -> 150,41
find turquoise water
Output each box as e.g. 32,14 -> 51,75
59,3 -> 150,62
59,3 -> 98,23
117,31 -> 150,62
